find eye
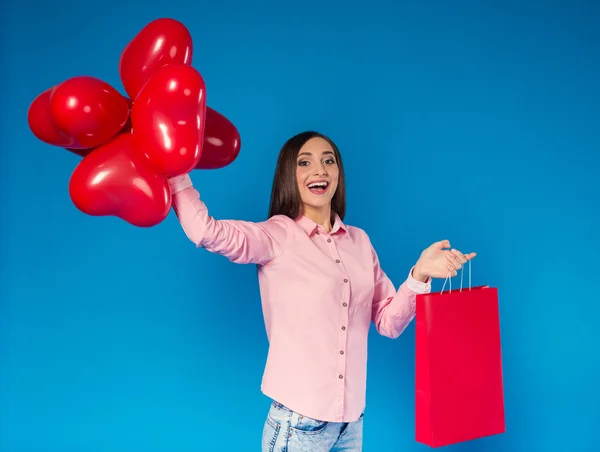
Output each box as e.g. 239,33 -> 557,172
298,160 -> 309,166
325,158 -> 336,165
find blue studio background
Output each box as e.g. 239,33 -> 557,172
1,1 -> 599,451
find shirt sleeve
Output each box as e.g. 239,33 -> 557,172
168,174 -> 288,266
370,243 -> 432,339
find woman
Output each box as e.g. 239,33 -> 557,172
168,131 -> 476,451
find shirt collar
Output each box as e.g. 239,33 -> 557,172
295,213 -> 348,237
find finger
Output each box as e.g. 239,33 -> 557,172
455,250 -> 477,261
434,240 -> 451,250
446,264 -> 458,277
445,252 -> 462,270
445,252 -> 461,267
450,249 -> 468,264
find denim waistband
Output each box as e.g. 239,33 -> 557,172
271,400 -> 290,411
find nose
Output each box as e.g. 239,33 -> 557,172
314,162 -> 327,176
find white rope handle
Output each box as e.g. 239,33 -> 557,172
440,259 -> 471,294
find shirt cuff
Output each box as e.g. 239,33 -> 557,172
406,266 -> 432,294
168,174 -> 193,194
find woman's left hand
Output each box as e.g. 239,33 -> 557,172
413,240 -> 476,281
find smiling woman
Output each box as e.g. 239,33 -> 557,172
268,132 -> 344,233
167,130 -> 476,451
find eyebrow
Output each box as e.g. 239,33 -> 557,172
298,151 -> 335,158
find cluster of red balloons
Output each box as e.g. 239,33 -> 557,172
27,18 -> 241,227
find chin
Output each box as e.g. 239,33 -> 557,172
305,198 -> 332,209
300,188 -> 334,210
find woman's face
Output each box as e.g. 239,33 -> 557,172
295,137 -> 339,214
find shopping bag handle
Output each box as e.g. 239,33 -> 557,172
440,259 -> 471,294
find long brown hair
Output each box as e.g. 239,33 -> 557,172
268,131 -> 346,221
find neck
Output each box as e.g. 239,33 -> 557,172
301,205 -> 333,232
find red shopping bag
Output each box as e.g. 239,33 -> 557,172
415,272 -> 505,448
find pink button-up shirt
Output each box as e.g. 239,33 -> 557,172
169,174 -> 431,423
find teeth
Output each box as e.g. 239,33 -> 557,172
308,182 -> 328,189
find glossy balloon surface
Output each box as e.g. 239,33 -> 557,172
131,63 -> 206,177
119,18 -> 193,100
69,134 -> 171,227
50,76 -> 130,149
196,107 -> 241,169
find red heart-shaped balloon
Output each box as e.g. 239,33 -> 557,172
50,76 -> 130,149
195,106 -> 242,169
62,104 -> 242,170
69,133 -> 171,227
131,63 -> 206,177
65,101 -> 134,157
28,86 -> 77,148
119,18 -> 193,100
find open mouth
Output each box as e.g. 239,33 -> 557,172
307,181 -> 329,195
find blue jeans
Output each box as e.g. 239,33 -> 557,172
262,401 -> 363,451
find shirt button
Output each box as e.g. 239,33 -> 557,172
327,238 -> 332,243
336,259 -> 340,263
343,302 -> 347,307
339,374 -> 344,379
341,326 -> 346,330
343,279 -> 348,283
340,350 -> 344,355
